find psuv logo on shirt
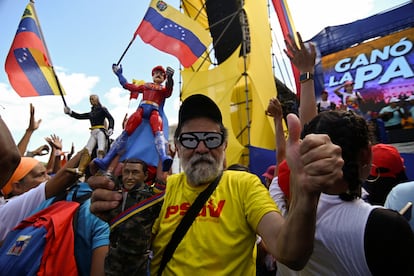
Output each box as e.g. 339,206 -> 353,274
7,235 -> 31,256
165,199 -> 226,219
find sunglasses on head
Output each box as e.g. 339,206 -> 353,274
178,132 -> 224,149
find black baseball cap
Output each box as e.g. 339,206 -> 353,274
175,94 -> 223,137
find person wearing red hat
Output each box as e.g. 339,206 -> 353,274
334,80 -> 364,114
363,143 -> 408,205
269,159 -> 290,217
275,110 -> 414,275
262,165 -> 276,189
94,64 -> 175,173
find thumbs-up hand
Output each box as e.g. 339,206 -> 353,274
286,113 -> 343,196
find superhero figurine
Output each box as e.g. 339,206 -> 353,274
94,64 -> 174,172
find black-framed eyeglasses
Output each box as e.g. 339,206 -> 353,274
178,132 -> 224,149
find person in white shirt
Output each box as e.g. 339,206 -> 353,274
317,90 -> 336,113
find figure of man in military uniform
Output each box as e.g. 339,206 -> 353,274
64,94 -> 114,176
104,158 -> 164,275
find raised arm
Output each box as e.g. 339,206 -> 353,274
258,114 -> 343,270
333,84 -> 345,97
17,103 -> 42,156
266,97 -> 286,175
44,151 -> 81,198
45,134 -> 63,174
284,32 -> 317,127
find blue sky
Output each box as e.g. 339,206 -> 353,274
0,0 -> 408,162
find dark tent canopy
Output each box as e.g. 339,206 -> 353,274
309,2 -> 414,56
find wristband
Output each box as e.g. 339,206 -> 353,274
299,72 -> 314,83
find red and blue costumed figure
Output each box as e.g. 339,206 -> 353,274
94,64 -> 174,172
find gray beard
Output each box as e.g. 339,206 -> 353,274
182,153 -> 224,186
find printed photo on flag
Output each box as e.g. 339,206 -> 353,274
136,0 -> 211,68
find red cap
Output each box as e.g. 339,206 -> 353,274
152,65 -> 166,77
262,165 -> 276,179
278,160 -> 290,199
344,81 -> 354,86
370,144 -> 405,178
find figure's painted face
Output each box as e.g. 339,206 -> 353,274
176,117 -> 226,186
90,95 -> 99,106
122,162 -> 147,190
152,70 -> 165,84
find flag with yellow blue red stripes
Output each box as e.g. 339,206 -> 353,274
5,2 -> 64,97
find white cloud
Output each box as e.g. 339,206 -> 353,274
0,70 -> 118,162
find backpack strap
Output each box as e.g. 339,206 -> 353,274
157,172 -> 222,276
51,182 -> 82,204
54,183 -> 92,274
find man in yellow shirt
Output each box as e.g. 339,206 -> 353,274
88,93 -> 344,275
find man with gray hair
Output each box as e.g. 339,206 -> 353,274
88,93 -> 344,275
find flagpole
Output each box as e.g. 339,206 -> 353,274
30,0 -> 67,106
116,36 -> 137,66
52,70 -> 67,106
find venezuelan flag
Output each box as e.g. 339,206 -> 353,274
272,0 -> 297,40
136,0 -> 211,68
5,2 -> 63,97
271,0 -> 301,95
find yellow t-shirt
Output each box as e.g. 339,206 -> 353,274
151,170 -> 279,275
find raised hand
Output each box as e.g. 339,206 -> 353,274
166,66 -> 174,77
112,64 -> 127,86
283,32 -> 316,73
88,174 -> 122,222
266,97 -> 283,120
29,144 -> 50,156
286,113 -> 343,195
112,64 -> 122,75
45,134 -> 62,151
27,103 -> 42,131
64,106 -> 71,115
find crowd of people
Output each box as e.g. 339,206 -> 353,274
318,86 -> 414,144
0,31 -> 414,276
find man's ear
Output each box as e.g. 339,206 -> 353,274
223,140 -> 228,150
175,142 -> 181,158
